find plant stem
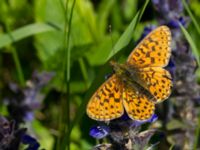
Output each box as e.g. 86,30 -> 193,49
11,47 -> 25,86
58,0 -> 76,150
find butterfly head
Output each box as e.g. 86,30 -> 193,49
110,61 -> 124,75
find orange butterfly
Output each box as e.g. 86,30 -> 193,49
87,26 -> 172,121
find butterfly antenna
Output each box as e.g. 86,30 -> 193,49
109,24 -> 116,61
108,24 -> 117,76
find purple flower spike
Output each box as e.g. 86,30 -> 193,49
0,116 -> 27,150
21,134 -> 40,150
24,112 -> 34,122
168,58 -> 175,69
137,26 -> 155,44
131,114 -> 158,127
149,114 -> 158,123
4,71 -> 54,123
152,0 -> 183,18
142,26 -> 155,36
167,17 -> 187,28
167,58 -> 176,79
120,112 -> 130,121
89,126 -> 110,139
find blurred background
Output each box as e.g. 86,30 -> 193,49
0,0 -> 200,150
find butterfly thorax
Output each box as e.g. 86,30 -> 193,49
110,60 -> 156,102
110,61 -> 138,85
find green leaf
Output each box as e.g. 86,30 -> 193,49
97,0 -> 115,37
106,0 -> 150,61
123,0 -> 137,20
166,119 -> 186,130
179,23 -> 200,66
84,32 -> 119,66
169,145 -> 174,150
182,0 -> 200,35
34,0 -> 99,68
106,11 -> 140,60
0,23 -> 57,49
32,120 -> 54,150
194,115 -> 200,150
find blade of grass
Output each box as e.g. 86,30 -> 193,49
106,11 -> 140,60
11,47 -> 25,86
179,23 -> 200,66
193,115 -> 200,150
146,142 -> 159,150
182,0 -> 200,35
169,144 -> 174,150
107,0 -> 150,60
59,0 -> 76,150
0,23 -> 58,49
56,1 -> 69,150
57,0 -> 69,149
79,58 -> 90,88
69,0 -> 150,135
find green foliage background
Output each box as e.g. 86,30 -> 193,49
0,0 -> 200,149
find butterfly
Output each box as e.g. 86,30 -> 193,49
87,26 -> 172,121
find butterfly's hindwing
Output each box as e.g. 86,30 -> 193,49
122,84 -> 155,120
86,75 -> 124,121
134,67 -> 172,102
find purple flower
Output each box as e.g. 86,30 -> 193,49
137,25 -> 155,44
152,0 -> 200,148
131,114 -> 158,127
0,116 -> 40,150
167,58 -> 176,78
0,116 -> 15,149
152,0 -> 184,19
24,112 -> 34,122
31,71 -> 55,88
89,114 -> 158,149
167,17 -> 187,28
21,134 -> 40,150
152,0 -> 189,30
89,125 -> 110,139
0,116 -> 26,149
119,112 -> 158,127
3,71 -> 54,123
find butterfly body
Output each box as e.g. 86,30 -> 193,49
110,61 -> 150,97
87,26 -> 172,121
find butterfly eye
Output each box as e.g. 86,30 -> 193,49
105,72 -> 114,80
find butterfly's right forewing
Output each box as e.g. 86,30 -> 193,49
127,26 -> 171,68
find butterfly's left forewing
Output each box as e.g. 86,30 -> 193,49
87,75 -> 124,121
